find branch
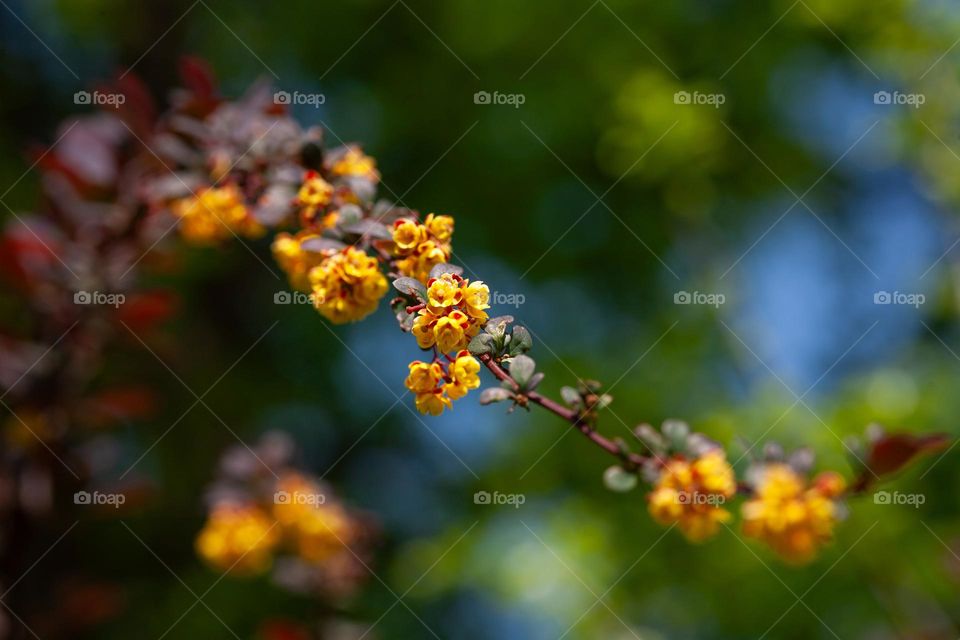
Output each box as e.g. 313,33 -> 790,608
478,353 -> 648,469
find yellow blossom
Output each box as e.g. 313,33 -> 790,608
434,310 -> 471,354
445,351 -> 481,400
271,474 -> 352,564
330,147 -> 379,182
393,219 -> 426,252
414,390 -> 452,416
309,247 -> 387,323
172,185 -> 264,244
297,172 -> 334,208
647,450 -> 736,542
195,502 -> 279,574
741,464 -> 846,564
405,361 -> 444,393
424,213 -> 454,243
427,273 -> 463,311
271,232 -> 327,291
461,280 -> 490,320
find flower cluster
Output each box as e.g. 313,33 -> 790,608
195,432 -> 371,595
741,465 -> 846,564
195,502 -> 280,574
308,246 -> 388,323
647,449 -> 737,542
404,350 -> 481,415
172,185 -> 265,244
271,231 -> 327,291
411,273 -> 489,353
391,215 -> 454,283
294,171 -> 336,229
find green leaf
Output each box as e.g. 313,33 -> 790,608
527,372 -> 545,390
479,388 -> 514,405
392,277 -> 427,301
428,263 -> 463,279
342,218 -> 393,240
336,204 -> 364,225
560,386 -> 581,407
508,325 -> 533,355
484,316 -> 514,339
468,333 -> 496,355
299,236 -> 346,253
508,355 -> 535,388
603,466 -> 638,492
661,419 -> 689,449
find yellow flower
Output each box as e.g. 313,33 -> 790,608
414,390 -> 452,416
461,280 -> 490,320
424,213 -> 454,243
309,247 -> 387,323
271,231 -> 327,291
741,464 -> 845,565
405,361 -> 444,394
445,351 -> 481,400
434,310 -> 471,354
411,313 -> 437,349
172,185 -> 264,244
392,219 -> 426,252
293,504 -> 354,564
647,450 -> 736,542
330,147 -> 379,182
427,273 -> 463,311
297,171 -> 334,208
195,502 -> 279,574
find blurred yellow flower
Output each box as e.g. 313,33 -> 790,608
195,502 -> 279,574
271,231 -> 326,291
172,185 -> 264,244
741,465 -> 846,565
647,450 -> 736,542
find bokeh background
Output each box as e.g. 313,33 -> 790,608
2,0 -> 960,637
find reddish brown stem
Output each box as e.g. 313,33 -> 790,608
479,353 -> 647,468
